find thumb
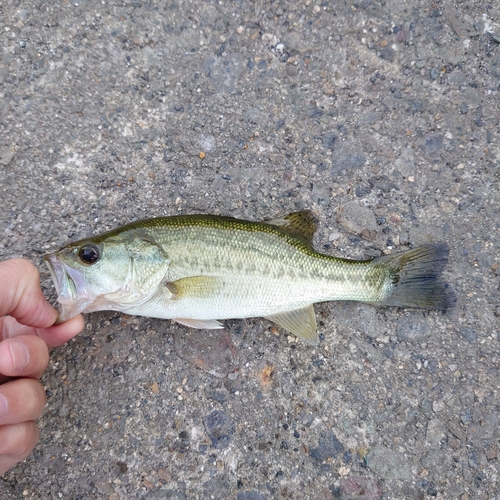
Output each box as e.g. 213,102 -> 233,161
0,259 -> 58,328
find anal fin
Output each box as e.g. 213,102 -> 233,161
265,304 -> 319,345
173,318 -> 224,329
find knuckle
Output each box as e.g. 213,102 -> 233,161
2,259 -> 38,284
12,258 -> 38,276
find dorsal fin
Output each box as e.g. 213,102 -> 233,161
266,211 -> 318,247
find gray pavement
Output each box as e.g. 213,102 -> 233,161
1,0 -> 499,498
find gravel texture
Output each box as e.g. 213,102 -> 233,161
1,0 -> 499,498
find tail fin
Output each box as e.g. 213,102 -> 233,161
373,243 -> 454,310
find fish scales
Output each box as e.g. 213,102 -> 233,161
144,224 -> 375,314
44,211 -> 454,345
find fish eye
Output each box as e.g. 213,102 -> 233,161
78,244 -> 101,265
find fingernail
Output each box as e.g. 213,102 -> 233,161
0,393 -> 8,418
9,341 -> 30,372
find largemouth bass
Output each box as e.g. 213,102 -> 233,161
44,212 -> 453,345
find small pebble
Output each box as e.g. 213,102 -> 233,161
432,400 -> 445,412
338,466 -> 350,476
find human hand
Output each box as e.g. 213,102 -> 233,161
0,258 -> 84,475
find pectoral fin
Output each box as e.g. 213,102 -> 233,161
167,276 -> 224,329
173,318 -> 224,329
265,304 -> 319,345
166,276 -> 220,299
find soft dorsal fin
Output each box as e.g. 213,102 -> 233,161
266,211 -> 318,247
265,304 -> 319,345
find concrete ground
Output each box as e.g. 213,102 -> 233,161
1,0 -> 499,498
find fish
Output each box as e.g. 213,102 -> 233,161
44,211 -> 453,345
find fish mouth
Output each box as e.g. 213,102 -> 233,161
44,253 -> 95,323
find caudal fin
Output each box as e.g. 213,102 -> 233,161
373,243 -> 454,310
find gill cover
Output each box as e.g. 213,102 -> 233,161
44,230 -> 170,322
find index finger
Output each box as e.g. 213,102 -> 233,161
0,314 -> 85,349
0,259 -> 58,328
35,315 -> 85,348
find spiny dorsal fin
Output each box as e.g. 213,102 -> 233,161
265,304 -> 319,345
266,211 -> 318,248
